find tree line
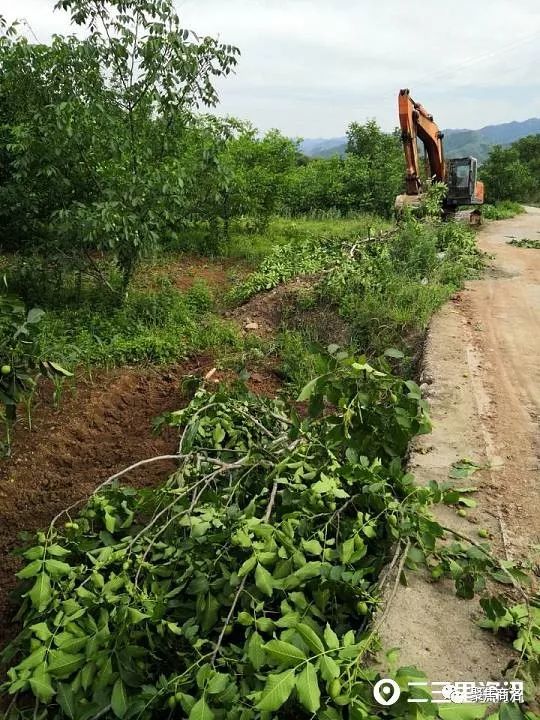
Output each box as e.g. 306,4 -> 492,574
481,135 -> 540,204
0,1 -> 403,300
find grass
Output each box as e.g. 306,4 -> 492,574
482,201 -> 525,220
35,281 -> 241,368
0,212 -> 483,384
224,214 -> 388,265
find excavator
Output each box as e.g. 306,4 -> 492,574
395,88 -> 484,222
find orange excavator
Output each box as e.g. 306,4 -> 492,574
395,89 -> 484,220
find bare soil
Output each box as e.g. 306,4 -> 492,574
0,364 -> 185,648
135,255 -> 250,294
380,207 -> 540,688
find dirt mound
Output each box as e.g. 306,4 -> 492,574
0,357 -> 217,647
227,276 -> 318,336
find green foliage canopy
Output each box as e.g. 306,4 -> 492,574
0,0 -> 239,291
481,136 -> 540,203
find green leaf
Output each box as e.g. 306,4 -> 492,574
255,563 -> 273,596
297,376 -> 320,402
104,512 -> 116,533
28,573 -> 51,612
189,696 -> 215,720
27,308 -> 45,324
264,639 -> 306,667
16,559 -> 43,579
256,669 -> 296,712
48,650 -> 85,678
302,539 -> 323,556
207,672 -> 229,694
296,662 -> 320,713
237,555 -> 257,578
384,348 -> 404,359
340,537 -> 355,563
57,683 -> 76,719
499,705 -> 526,720
127,608 -> 149,624
247,632 -> 265,670
47,544 -> 71,557
30,622 -> 52,642
320,655 -> 340,682
212,424 -> 226,445
111,678 -> 129,719
16,645 -> 46,671
323,624 -> 340,650
47,361 -> 74,377
29,666 -> 54,703
449,459 -> 482,479
295,623 -> 324,654
45,559 -> 72,578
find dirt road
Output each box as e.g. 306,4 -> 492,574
381,207 -> 540,682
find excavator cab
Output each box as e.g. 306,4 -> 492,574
446,157 -> 484,206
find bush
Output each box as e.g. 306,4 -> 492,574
482,201 -> 525,220
481,139 -> 540,203
318,219 -> 483,356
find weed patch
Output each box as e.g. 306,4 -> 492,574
508,238 -> 540,249
483,201 -> 525,220
36,284 -> 241,368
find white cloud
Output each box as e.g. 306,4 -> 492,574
2,0 -> 539,135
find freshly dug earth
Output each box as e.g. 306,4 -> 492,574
228,276 -> 318,335
0,365 -> 184,648
380,207 -> 540,686
228,274 -> 350,346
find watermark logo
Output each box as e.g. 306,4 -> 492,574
373,679 -> 401,706
373,679 -> 524,706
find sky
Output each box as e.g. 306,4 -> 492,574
2,0 -> 540,138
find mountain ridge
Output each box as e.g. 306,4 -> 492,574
299,117 -> 540,161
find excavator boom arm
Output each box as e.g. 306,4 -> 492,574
398,88 -> 445,195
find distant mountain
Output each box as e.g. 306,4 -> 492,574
299,118 -> 540,163
298,137 -> 346,157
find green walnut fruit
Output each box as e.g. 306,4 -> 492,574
167,696 -> 177,709
356,601 -> 369,615
1,365 -> 11,375
329,679 -> 342,698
